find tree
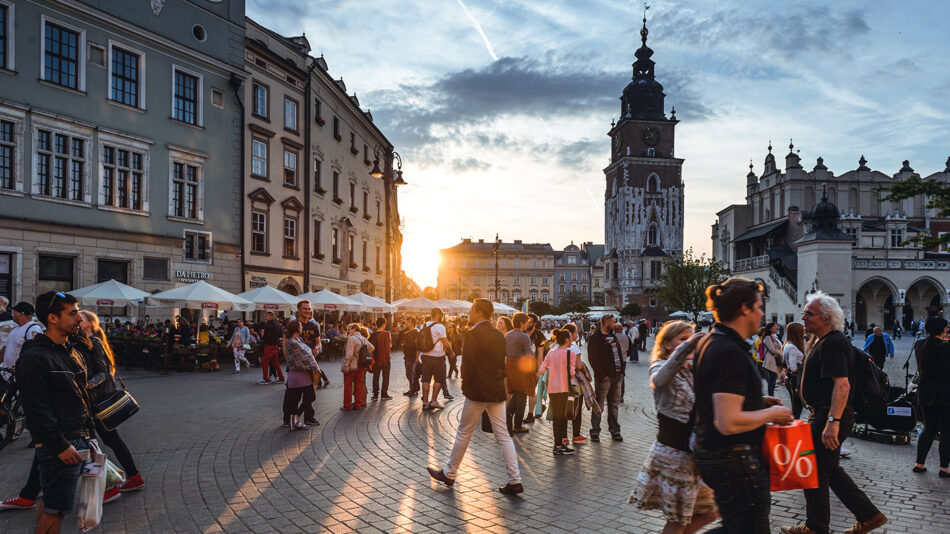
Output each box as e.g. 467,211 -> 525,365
592,292 -> 605,306
558,290 -> 590,314
529,300 -> 557,316
621,302 -> 642,318
880,174 -> 950,248
655,248 -> 729,319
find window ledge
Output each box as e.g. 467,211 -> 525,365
333,134 -> 342,142
332,197 -> 343,205
362,214 -> 372,221
39,79 -> 86,96
0,188 -> 26,198
30,194 -> 92,208
250,251 -> 270,257
98,205 -> 149,216
252,114 -> 270,123
283,183 -> 301,191
314,187 -> 327,196
167,215 -> 205,225
313,253 -> 325,261
250,174 -> 270,182
316,118 -> 325,126
376,221 -> 384,227
284,128 -> 299,135
168,117 -> 205,130
332,259 -> 341,265
182,259 -> 213,265
0,68 -> 17,77
350,147 -> 359,156
283,255 -> 300,260
106,99 -> 146,113
348,206 -> 358,214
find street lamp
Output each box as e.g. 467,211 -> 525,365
369,147 -> 408,304
493,233 -> 500,304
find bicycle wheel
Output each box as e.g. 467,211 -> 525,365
0,403 -> 15,452
11,398 -> 25,440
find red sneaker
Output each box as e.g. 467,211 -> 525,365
119,473 -> 146,493
103,487 -> 122,504
0,496 -> 37,509
572,436 -> 589,444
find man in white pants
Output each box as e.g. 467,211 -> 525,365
427,298 -> 523,494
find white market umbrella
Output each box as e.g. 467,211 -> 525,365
396,296 -> 439,313
434,298 -> 467,314
236,286 -> 300,312
668,310 -> 689,318
146,280 -> 255,312
453,299 -> 473,314
297,289 -> 368,312
68,279 -> 151,307
346,292 -> 394,313
491,302 -> 519,315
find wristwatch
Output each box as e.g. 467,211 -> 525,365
827,416 -> 841,422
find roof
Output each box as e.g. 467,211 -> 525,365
733,219 -> 788,242
639,247 -> 669,257
442,239 -> 553,254
584,244 -> 605,259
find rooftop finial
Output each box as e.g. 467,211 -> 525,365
768,141 -> 773,153
789,138 -> 794,151
749,159 -> 754,171
821,182 -> 828,202
641,3 -> 650,45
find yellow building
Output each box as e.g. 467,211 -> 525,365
438,238 -> 554,305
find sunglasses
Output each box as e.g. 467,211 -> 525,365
46,291 -> 67,309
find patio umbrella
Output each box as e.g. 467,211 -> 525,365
68,279 -> 150,307
453,299 -> 473,313
395,296 -> 439,313
146,280 -> 255,312
235,286 -> 300,312
296,289 -> 368,312
345,292 -> 394,313
491,302 -> 519,315
668,310 -> 689,318
434,298 -> 467,314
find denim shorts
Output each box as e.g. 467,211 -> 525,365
36,437 -> 90,516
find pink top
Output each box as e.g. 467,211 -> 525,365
538,347 -> 578,394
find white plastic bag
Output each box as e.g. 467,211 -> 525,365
77,440 -> 107,532
104,459 -> 126,490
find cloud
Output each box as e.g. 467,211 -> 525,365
450,157 -> 492,172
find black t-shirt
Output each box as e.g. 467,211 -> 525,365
262,319 -> 283,346
300,320 -> 321,350
694,323 -> 766,448
801,330 -> 851,408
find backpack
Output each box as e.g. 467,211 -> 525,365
849,344 -> 889,418
754,337 -> 765,363
402,329 -> 418,353
357,339 -> 374,369
419,322 -> 439,353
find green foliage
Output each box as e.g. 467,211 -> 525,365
879,174 -> 950,248
529,300 -> 557,316
620,302 -> 642,318
656,248 -> 729,319
592,292 -> 605,306
558,290 -> 590,314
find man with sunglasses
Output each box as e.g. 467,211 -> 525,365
16,291 -> 95,533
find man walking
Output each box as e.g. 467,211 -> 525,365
17,292 -> 94,534
587,314 -> 625,442
505,313 -> 535,434
782,292 -> 887,534
1,302 -> 44,369
402,318 -> 420,396
420,308 -> 454,410
427,299 -> 523,494
296,300 -> 329,388
861,326 -> 894,370
259,311 -> 284,384
370,317 -> 392,400
693,277 -> 793,534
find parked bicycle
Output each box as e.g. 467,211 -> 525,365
0,367 -> 26,451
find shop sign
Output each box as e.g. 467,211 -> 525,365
176,270 -> 211,283
262,304 -> 279,310
249,275 -> 268,288
96,299 -> 115,306
200,302 -> 219,309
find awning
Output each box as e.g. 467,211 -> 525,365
733,219 -> 787,242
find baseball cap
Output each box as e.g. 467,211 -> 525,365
12,302 -> 35,315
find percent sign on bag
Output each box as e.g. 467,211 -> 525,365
763,422 -> 819,491
773,441 -> 815,481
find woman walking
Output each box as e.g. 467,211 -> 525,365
562,322 -> 589,444
282,320 -> 321,430
630,320 -> 718,534
341,323 -> 373,410
760,322 -> 783,396
782,322 -> 806,419
230,325 -> 251,373
535,328 -> 577,455
77,310 -> 146,501
913,317 -> 950,477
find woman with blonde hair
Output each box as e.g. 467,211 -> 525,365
76,310 -> 146,498
782,322 -> 806,419
341,322 -> 374,410
630,320 -> 718,534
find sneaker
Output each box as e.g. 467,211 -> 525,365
590,435 -> 600,442
381,395 -> 392,400
840,446 -> 852,458
562,438 -> 570,445
0,496 -> 37,510
781,524 -> 818,534
274,379 -> 284,384
103,487 -> 122,504
258,379 -> 271,384
119,474 -> 145,493
443,394 -> 454,401
294,422 -> 309,430
428,401 -> 442,410
289,415 -> 298,432
371,395 -> 379,401
524,415 -> 535,424
572,436 -> 589,444
555,446 -> 574,455
304,419 -> 320,426
843,513 -> 887,534
612,434 -> 624,442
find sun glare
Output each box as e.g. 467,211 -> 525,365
400,236 -> 442,289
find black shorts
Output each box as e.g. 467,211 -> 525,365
420,355 -> 446,383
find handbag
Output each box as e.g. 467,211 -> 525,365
94,373 -> 140,431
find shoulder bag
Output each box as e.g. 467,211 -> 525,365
94,372 -> 140,431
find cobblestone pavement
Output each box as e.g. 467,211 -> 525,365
0,335 -> 946,533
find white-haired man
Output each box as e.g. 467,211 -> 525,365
782,292 -> 886,534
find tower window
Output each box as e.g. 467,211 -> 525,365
647,223 -> 658,246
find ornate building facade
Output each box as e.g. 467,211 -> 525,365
437,238 -> 554,305
712,147 -> 950,329
603,17 -> 684,314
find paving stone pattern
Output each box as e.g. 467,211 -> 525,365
0,336 -> 946,533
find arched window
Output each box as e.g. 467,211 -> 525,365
647,223 -> 658,246
647,173 -> 660,192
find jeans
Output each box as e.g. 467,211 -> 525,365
443,398 -> 521,485
343,369 -> 367,409
283,386 -> 316,422
405,355 -> 420,392
507,391 -> 527,430
765,369 -> 777,396
261,345 -> 284,381
590,375 -> 622,437
372,361 -> 390,397
916,404 -> 950,467
534,372 -> 548,416
36,437 -> 89,516
233,347 -> 251,371
95,420 -> 138,477
694,445 -> 770,534
804,407 -> 880,534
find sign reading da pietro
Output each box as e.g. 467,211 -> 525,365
176,270 -> 212,283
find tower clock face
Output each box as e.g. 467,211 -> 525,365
641,127 -> 660,147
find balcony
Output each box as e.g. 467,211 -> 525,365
734,254 -> 770,272
854,258 -> 950,271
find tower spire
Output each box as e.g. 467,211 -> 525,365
641,3 -> 650,46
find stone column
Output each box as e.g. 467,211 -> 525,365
894,303 -> 903,330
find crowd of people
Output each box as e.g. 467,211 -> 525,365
1,276 -> 948,533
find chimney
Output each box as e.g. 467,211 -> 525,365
462,238 -> 472,244
477,239 -> 484,243
514,239 -> 522,244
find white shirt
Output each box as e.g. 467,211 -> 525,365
783,342 -> 804,373
421,321 -> 447,357
3,320 -> 43,369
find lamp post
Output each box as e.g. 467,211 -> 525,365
493,233 -> 500,304
369,147 -> 407,304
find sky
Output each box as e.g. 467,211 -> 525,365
248,0 -> 950,289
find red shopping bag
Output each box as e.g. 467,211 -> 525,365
762,420 -> 819,491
